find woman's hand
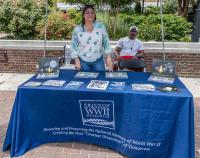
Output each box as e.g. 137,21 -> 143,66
106,55 -> 113,71
74,58 -> 81,71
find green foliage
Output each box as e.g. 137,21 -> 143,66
135,0 -> 142,15
0,0 -> 192,41
116,13 -> 192,41
0,0 -> 45,39
144,0 -> 178,15
0,0 -> 14,33
163,0 -> 177,14
163,15 -> 192,41
67,9 -> 82,25
36,11 -> 75,40
144,6 -> 160,15
98,13 -> 130,40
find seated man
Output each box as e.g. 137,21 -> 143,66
114,26 -> 144,72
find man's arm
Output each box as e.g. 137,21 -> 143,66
114,47 -> 121,59
136,50 -> 144,59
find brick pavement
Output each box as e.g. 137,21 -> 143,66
1,91 -> 200,158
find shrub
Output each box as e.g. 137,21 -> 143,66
0,0 -> 45,39
36,11 -> 75,40
67,9 -> 82,25
135,1 -> 142,15
116,13 -> 192,41
163,0 -> 177,14
163,14 -> 192,41
144,6 -> 160,15
0,0 -> 14,33
98,13 -> 130,40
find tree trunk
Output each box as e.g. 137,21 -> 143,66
192,0 -> 200,41
141,0 -> 145,13
178,0 -> 190,17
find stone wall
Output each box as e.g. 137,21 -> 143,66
0,40 -> 200,77
0,50 -> 63,73
145,53 -> 200,78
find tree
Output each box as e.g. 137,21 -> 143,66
65,0 -> 135,36
178,0 -> 190,17
0,0 -> 45,39
135,0 -> 142,14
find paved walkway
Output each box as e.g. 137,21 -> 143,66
0,73 -> 200,158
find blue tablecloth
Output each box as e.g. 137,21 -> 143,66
2,70 -> 194,158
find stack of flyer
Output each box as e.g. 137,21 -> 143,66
132,84 -> 155,91
65,81 -> 84,89
109,82 -> 126,90
105,72 -> 128,79
87,80 -> 109,90
43,80 -> 66,87
23,81 -> 42,87
75,72 -> 99,78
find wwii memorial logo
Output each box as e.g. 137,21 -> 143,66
79,100 -> 115,129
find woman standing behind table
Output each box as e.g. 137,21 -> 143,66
70,5 -> 113,71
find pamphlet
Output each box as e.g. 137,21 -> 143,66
65,81 -> 84,89
75,72 -> 99,78
37,73 -> 59,79
148,59 -> 176,84
43,80 -> 66,87
37,57 -> 60,79
148,75 -> 175,84
105,72 -> 128,79
23,81 -> 42,87
132,84 -> 155,91
87,80 -> 109,90
109,82 -> 126,90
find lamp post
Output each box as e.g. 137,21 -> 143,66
43,0 -> 48,58
160,0 -> 165,60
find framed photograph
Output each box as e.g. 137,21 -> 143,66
37,57 -> 60,79
148,59 -> 176,84
152,59 -> 176,78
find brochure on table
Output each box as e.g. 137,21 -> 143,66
148,59 -> 176,84
105,72 -> 128,79
23,81 -> 42,87
43,80 -> 66,87
132,84 -> 155,91
87,80 -> 109,90
65,81 -> 84,89
37,57 -> 60,79
109,82 -> 126,90
75,72 -> 99,78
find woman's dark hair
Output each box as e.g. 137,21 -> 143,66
82,4 -> 96,31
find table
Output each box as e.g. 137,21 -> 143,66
2,70 -> 194,158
